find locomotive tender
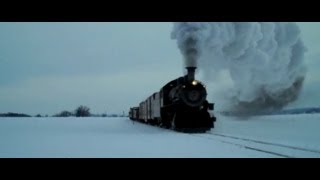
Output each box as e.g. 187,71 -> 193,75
129,67 -> 216,133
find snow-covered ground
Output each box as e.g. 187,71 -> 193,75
0,114 -> 320,158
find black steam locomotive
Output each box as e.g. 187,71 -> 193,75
129,67 -> 216,133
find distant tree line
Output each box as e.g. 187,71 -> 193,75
53,106 -> 128,118
0,105 -> 129,118
0,112 -> 32,117
54,105 -> 91,117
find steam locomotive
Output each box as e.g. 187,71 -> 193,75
129,67 -> 216,133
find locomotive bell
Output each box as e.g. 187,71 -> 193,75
186,67 -> 196,82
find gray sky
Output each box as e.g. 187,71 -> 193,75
0,22 -> 319,115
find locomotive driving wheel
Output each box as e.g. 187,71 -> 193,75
171,110 -> 185,132
171,113 -> 177,130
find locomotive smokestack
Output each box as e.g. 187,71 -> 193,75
186,67 -> 196,82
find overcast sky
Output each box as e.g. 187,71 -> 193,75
0,22 -> 319,115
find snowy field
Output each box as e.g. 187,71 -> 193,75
0,114 -> 320,158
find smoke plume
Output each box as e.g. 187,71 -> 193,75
171,22 -> 307,114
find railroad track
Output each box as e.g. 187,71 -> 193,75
130,119 -> 320,158
209,132 -> 320,154
192,132 -> 320,158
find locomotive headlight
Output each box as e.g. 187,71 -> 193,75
192,80 -> 198,86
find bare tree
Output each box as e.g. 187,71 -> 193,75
75,105 -> 90,117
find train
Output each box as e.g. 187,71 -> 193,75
129,66 -> 216,133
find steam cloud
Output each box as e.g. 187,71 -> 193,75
171,22 -> 307,114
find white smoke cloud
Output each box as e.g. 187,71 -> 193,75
172,22 -> 307,114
